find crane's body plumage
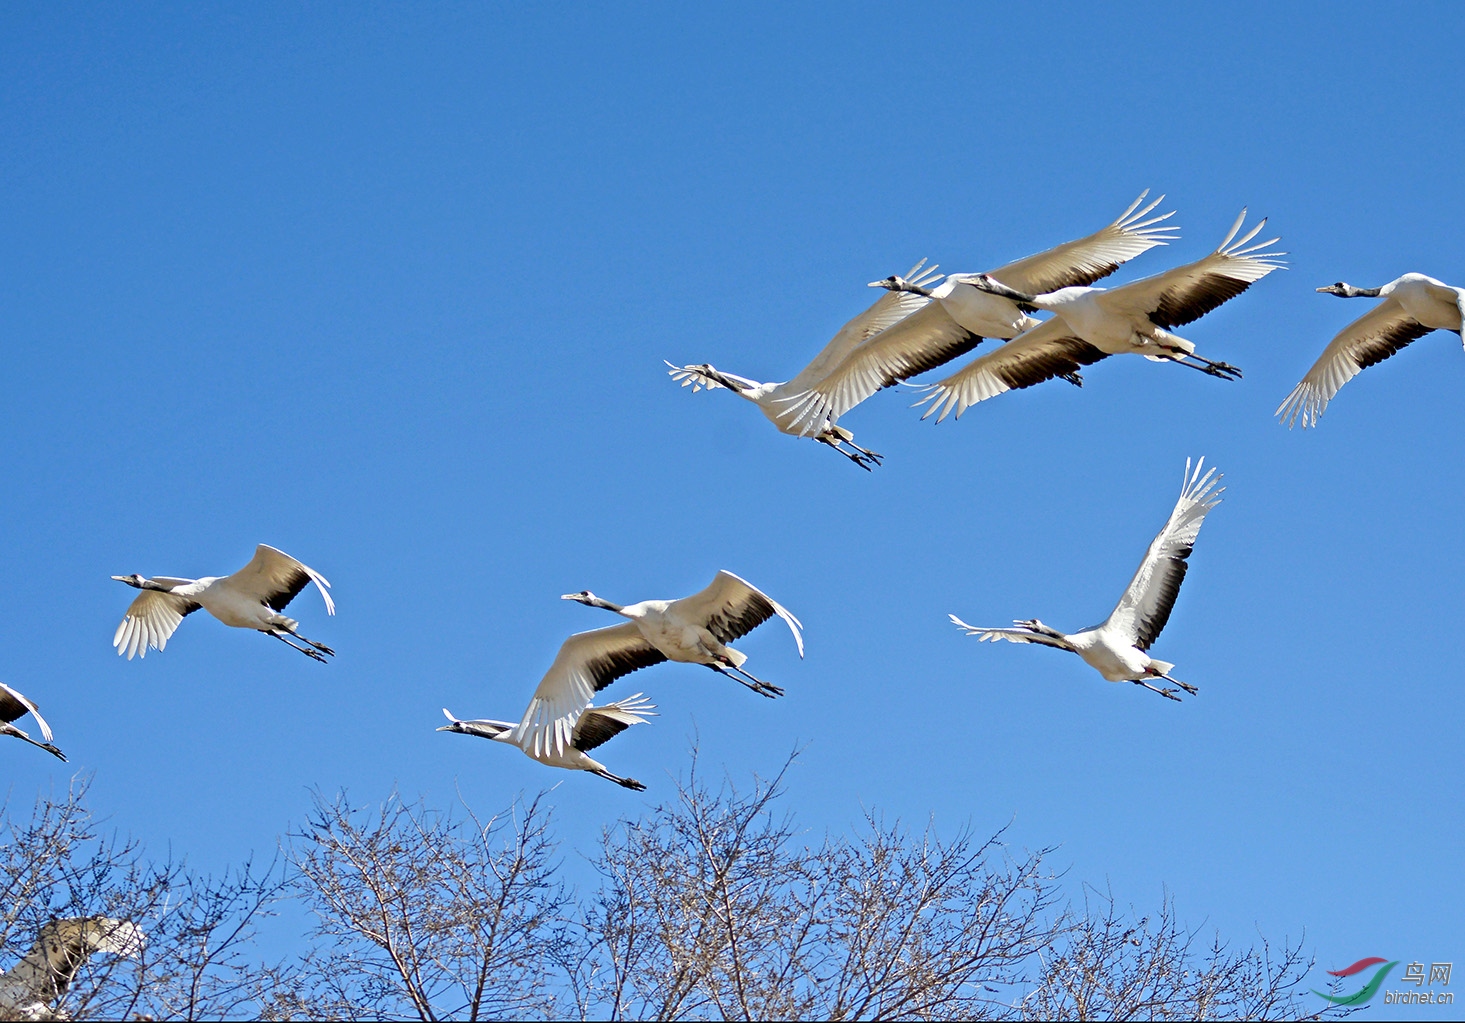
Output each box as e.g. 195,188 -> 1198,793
918,211 -> 1283,420
951,459 -> 1222,701
112,544 -> 335,661
1278,273 -> 1465,428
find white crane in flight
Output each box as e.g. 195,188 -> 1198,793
0,681 -> 66,761
951,458 -> 1223,702
0,917 -> 144,1021
917,211 -> 1283,421
514,571 -> 802,759
561,570 -> 801,697
439,694 -> 656,791
1277,273 -> 1465,428
112,544 -> 335,662
669,192 -> 1177,467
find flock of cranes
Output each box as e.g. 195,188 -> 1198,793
3,190 -> 1460,1015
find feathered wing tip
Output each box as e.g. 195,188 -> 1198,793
1214,209 -> 1288,272
1179,456 -> 1225,512
599,692 -> 658,721
441,707 -> 458,723
899,257 -> 944,291
0,682 -> 54,742
664,361 -> 723,393
1113,189 -> 1180,244
1276,379 -> 1325,429
911,383 -> 960,423
949,615 -> 1049,645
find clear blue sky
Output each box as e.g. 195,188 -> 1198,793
1,4 -> 1459,1016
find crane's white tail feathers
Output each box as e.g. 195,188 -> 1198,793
1148,658 -> 1176,676
665,361 -> 723,392
1276,378 -> 1330,429
720,646 -> 749,668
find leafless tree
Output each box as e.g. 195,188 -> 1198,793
0,776 -> 287,1022
1021,885 -> 1326,1021
272,788 -> 569,1021
3,764 -> 1344,1021
571,753 -> 1061,1020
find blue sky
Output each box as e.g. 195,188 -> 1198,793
1,3 -> 1460,1016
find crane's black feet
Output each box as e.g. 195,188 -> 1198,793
1133,679 -> 1182,701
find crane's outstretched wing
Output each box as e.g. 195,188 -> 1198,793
1110,209 -> 1284,329
1276,298 -> 1434,428
219,544 -> 335,615
1103,458 -> 1223,650
113,585 -> 202,660
666,570 -> 804,655
987,190 -> 1179,296
949,615 -> 1074,650
914,317 -> 1106,422
514,624 -> 667,757
573,694 -> 657,753
784,259 -> 944,393
0,681 -> 53,741
775,300 -> 986,435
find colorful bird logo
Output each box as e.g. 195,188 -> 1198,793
1312,957 -> 1398,1006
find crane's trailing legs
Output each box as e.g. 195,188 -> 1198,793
1153,669 -> 1198,695
710,661 -> 784,698
593,768 -> 647,791
268,626 -> 334,662
1163,350 -> 1243,379
816,430 -> 882,470
1,723 -> 66,761
1132,678 -> 1182,701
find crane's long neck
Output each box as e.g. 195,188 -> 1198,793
585,595 -> 627,616
703,366 -> 764,394
1340,283 -> 1383,298
880,277 -> 935,298
968,275 -> 1042,307
1021,619 -> 1076,651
